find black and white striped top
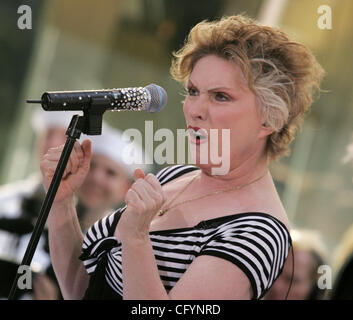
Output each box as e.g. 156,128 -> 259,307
80,165 -> 291,300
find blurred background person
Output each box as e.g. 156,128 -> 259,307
264,229 -> 328,300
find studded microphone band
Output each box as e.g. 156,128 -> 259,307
112,87 -> 151,111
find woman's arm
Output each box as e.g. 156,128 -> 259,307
40,140 -> 92,299
121,237 -> 251,300
121,238 -> 169,300
48,198 -> 89,299
117,169 -> 169,299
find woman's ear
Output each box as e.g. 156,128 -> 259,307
258,123 -> 275,138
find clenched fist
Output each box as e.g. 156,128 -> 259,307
40,139 -> 92,204
116,168 -> 165,242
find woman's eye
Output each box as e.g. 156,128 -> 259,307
187,87 -> 198,96
215,92 -> 229,101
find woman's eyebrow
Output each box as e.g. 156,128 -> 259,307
188,79 -> 233,91
208,86 -> 233,92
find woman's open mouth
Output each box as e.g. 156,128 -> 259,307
187,126 -> 208,145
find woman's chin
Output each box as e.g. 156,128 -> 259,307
190,160 -> 231,176
192,162 -> 214,174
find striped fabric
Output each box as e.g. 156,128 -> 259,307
80,165 -> 291,299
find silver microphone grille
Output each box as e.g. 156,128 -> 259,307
145,84 -> 167,113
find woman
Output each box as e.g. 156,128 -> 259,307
41,15 -> 324,300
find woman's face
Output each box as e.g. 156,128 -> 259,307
183,55 -> 270,174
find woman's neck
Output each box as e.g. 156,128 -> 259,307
197,150 -> 269,190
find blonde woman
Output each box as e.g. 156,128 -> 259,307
41,15 -> 324,300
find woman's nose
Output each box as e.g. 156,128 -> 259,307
185,95 -> 208,121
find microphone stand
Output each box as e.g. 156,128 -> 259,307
8,105 -> 105,300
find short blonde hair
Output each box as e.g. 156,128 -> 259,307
171,15 -> 325,160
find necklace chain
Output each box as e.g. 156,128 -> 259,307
158,170 -> 268,216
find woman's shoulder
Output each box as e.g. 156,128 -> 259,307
200,211 -> 290,238
197,211 -> 292,300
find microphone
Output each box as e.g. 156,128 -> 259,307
27,83 -> 167,113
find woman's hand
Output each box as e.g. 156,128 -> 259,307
117,168 -> 165,243
40,139 -> 92,204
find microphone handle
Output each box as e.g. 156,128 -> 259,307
41,87 -> 150,111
